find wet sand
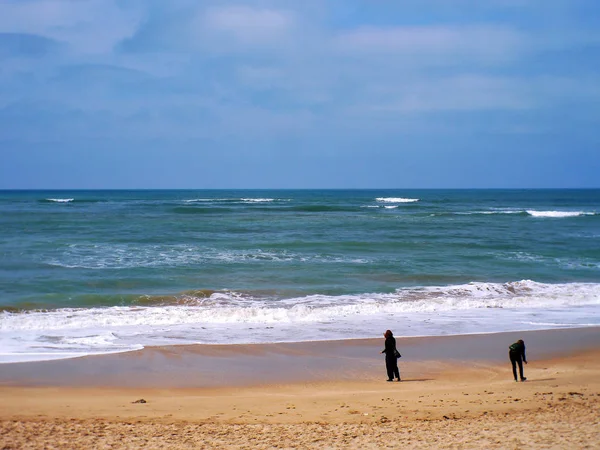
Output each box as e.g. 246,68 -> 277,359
1,327 -> 599,448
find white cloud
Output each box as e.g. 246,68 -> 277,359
358,75 -> 532,113
1,0 -> 598,144
201,6 -> 294,43
0,0 -> 141,54
334,25 -> 525,64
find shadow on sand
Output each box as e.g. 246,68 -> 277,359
521,378 -> 557,383
398,378 -> 433,383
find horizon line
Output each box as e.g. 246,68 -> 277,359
1,187 -> 600,191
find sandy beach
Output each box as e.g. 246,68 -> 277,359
1,327 -> 599,449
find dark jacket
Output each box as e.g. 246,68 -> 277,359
382,336 -> 397,360
509,341 -> 527,362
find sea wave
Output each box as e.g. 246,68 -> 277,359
172,206 -> 235,214
2,280 -> 599,363
526,210 -> 596,218
434,209 -> 597,218
288,205 -> 358,212
2,280 -> 599,330
44,198 -> 74,203
430,210 -> 525,217
183,198 -> 232,203
460,210 -> 523,215
39,198 -> 110,204
241,198 -> 275,203
376,197 -> 419,203
43,244 -> 372,269
184,198 -> 290,204
498,252 -> 600,271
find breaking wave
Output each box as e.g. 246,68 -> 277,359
376,198 -> 420,203
1,280 -> 599,363
432,209 -> 597,218
526,210 -> 596,218
44,198 -> 74,203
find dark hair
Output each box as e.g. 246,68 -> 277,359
384,330 -> 393,338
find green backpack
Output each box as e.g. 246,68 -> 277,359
509,342 -> 521,352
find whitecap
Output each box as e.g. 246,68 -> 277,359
526,210 -> 594,218
376,197 -> 419,203
241,198 -> 275,203
3,280 -> 599,331
3,280 -> 599,364
183,198 -> 228,203
46,198 -> 74,203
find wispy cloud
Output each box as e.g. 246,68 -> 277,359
0,1 -> 599,156
358,75 -> 533,113
334,25 -> 524,63
203,6 -> 294,42
0,0 -> 140,54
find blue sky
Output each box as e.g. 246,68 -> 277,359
1,0 -> 599,189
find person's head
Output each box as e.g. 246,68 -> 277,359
517,339 -> 524,345
384,330 -> 393,338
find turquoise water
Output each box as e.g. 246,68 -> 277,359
1,189 -> 599,362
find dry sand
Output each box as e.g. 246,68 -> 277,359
1,328 -> 599,449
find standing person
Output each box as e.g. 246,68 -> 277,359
381,330 -> 401,382
509,339 -> 528,382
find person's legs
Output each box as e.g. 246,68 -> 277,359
394,365 -> 400,381
385,359 -> 394,381
517,358 -> 525,381
510,353 -> 518,381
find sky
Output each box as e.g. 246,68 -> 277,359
0,0 -> 599,189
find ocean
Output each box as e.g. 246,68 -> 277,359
1,189 -> 599,363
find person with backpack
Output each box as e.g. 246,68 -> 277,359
381,330 -> 401,382
509,339 -> 528,382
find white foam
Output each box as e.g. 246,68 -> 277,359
241,198 -> 275,203
2,281 -> 600,363
4,280 -> 599,331
452,209 -> 596,217
44,245 -> 370,269
376,197 -> 419,203
183,198 -> 229,203
46,198 -> 74,203
526,210 -> 594,218
523,321 -> 600,327
384,205 -> 398,209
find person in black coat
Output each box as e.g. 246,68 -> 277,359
381,329 -> 401,382
509,339 -> 528,382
